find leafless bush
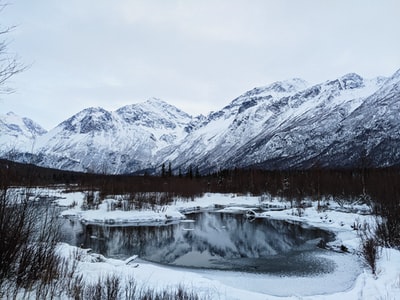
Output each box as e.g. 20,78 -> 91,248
359,222 -> 380,275
82,190 -> 100,210
124,276 -> 138,299
362,237 -> 379,275
0,187 -> 61,297
58,249 -> 82,297
0,1 -> 26,95
59,273 -> 202,300
374,201 -> 400,249
105,274 -> 120,300
68,275 -> 85,299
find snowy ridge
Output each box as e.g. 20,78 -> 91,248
1,69 -> 400,173
166,71 -> 395,172
0,112 -> 47,154
32,98 -> 193,173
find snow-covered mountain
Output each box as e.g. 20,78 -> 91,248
314,69 -> 400,168
165,72 -> 393,172
33,98 -> 192,173
1,69 -> 399,174
0,112 -> 47,157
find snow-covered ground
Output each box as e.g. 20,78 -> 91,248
35,190 -> 400,299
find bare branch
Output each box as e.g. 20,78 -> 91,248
0,2 -> 26,94
0,56 -> 26,92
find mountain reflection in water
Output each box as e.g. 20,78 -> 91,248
61,212 -> 336,275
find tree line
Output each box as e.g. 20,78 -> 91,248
1,158 -> 399,202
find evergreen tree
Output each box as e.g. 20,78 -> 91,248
161,163 -> 166,177
195,166 -> 201,178
187,165 -> 193,179
168,162 -> 172,177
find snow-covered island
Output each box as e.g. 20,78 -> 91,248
53,191 -> 400,299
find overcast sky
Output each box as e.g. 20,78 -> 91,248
1,0 -> 400,130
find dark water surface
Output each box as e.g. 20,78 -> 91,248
61,212 -> 336,275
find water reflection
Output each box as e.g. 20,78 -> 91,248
61,212 -> 335,275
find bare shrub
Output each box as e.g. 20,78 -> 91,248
359,222 -> 380,275
61,274 -> 203,300
68,275 -> 85,299
105,274 -> 120,300
0,187 -> 61,297
124,276 -> 138,299
362,237 -> 379,275
374,201 -> 400,249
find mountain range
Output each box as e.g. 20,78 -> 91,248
1,69 -> 399,174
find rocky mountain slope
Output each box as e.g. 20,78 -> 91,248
165,72 -> 393,172
32,98 -> 192,173
1,70 -> 399,174
0,111 -> 47,156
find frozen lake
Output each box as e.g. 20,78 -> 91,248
45,190 -> 376,298
62,211 -> 339,276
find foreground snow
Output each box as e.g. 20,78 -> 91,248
54,191 -> 400,299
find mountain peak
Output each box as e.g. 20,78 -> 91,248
66,106 -> 111,122
59,106 -> 115,134
141,98 -> 191,117
141,97 -> 178,111
81,106 -> 109,114
1,111 -> 47,134
117,98 -> 191,121
0,112 -> 47,153
240,78 -> 309,100
339,73 -> 364,89
267,78 -> 309,93
144,97 -> 167,106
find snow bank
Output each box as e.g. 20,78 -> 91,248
77,206 -> 185,225
56,242 -> 400,300
60,193 -> 257,225
55,191 -> 85,207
